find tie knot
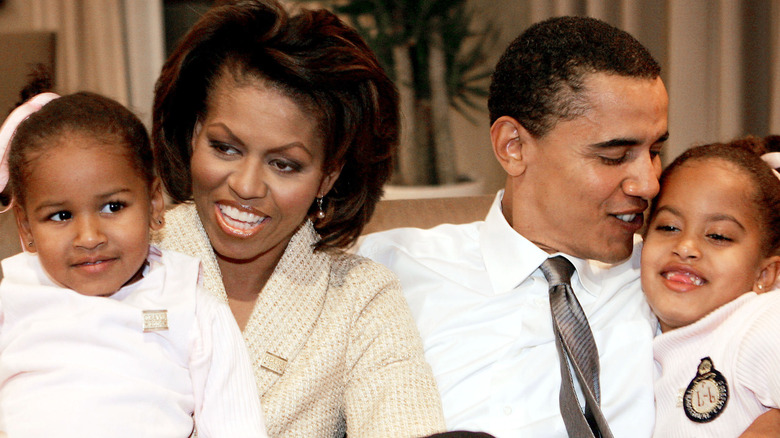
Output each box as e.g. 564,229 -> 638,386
540,256 -> 575,286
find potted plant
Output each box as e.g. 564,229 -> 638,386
298,0 -> 496,193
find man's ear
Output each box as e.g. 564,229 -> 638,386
755,255 -> 780,293
149,178 -> 166,231
14,203 -> 35,253
491,116 -> 532,177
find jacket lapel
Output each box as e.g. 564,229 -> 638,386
155,205 -> 331,395
242,221 -> 330,394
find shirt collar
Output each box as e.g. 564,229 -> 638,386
480,190 -> 641,297
481,190 -> 549,294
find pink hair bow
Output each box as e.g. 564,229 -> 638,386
0,92 -> 60,197
761,152 -> 780,181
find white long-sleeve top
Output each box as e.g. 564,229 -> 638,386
653,291 -> 780,437
0,247 -> 267,437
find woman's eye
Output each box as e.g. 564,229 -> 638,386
269,159 -> 301,173
654,224 -> 678,233
210,141 -> 239,156
48,211 -> 72,222
100,201 -> 125,214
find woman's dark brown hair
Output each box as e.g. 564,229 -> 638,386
153,0 -> 398,250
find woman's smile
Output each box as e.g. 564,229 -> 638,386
215,203 -> 267,237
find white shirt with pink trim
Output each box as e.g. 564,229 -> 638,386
0,247 -> 266,437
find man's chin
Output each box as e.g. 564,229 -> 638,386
575,240 -> 635,264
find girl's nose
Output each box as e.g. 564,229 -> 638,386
73,215 -> 106,250
672,236 -> 700,260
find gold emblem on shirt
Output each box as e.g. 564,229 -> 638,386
683,357 -> 728,423
143,309 -> 169,332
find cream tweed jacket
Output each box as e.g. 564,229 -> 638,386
154,204 -> 445,438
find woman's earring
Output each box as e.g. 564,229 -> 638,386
316,197 -> 326,219
758,283 -> 764,291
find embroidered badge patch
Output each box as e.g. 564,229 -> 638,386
143,309 -> 169,332
683,357 -> 728,422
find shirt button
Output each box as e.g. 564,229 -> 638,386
504,406 -> 512,415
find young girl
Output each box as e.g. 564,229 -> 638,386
0,90 -> 267,437
641,137 -> 780,437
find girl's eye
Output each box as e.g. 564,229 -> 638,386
707,233 -> 732,242
49,211 -> 72,222
100,201 -> 125,214
654,224 -> 678,233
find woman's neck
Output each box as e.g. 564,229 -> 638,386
216,244 -> 285,331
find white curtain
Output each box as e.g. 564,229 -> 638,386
4,0 -> 780,186
23,0 -> 164,124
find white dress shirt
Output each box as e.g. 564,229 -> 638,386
358,191 -> 657,437
0,247 -> 266,438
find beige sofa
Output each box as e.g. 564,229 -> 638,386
362,194 -> 493,234
0,212 -> 20,274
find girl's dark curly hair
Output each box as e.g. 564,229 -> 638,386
7,67 -> 152,208
648,136 -> 780,257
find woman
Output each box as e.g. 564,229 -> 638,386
151,1 -> 445,437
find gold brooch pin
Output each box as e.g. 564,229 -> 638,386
260,351 -> 288,375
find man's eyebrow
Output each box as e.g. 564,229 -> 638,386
591,138 -> 642,148
592,131 -> 670,149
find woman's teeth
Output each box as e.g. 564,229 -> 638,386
219,205 -> 263,230
616,213 -> 637,223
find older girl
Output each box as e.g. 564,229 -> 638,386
642,138 -> 780,437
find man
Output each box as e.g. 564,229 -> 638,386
358,16 -> 666,437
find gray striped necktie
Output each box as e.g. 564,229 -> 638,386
540,256 -> 613,438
